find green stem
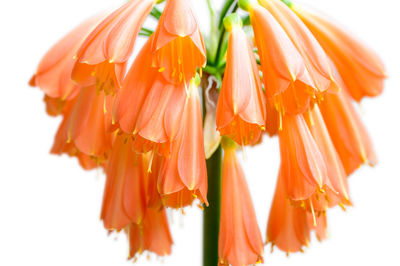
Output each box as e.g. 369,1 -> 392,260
203,146 -> 222,266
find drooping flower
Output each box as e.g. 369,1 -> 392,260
151,0 -> 206,84
304,106 -> 351,209
219,137 -> 263,266
157,77 -> 208,208
279,113 -> 328,202
111,36 -> 158,134
216,14 -> 266,146
72,0 -> 155,94
50,98 -> 99,170
101,135 -> 147,231
127,207 -> 173,259
293,5 -> 386,101
29,14 -> 104,102
247,2 -> 314,115
267,170 -> 310,253
318,87 -> 377,175
257,0 -> 338,100
64,86 -> 113,161
132,75 -> 187,156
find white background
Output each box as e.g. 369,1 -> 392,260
1,0 -> 400,265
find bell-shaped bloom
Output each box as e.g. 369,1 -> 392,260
248,3 -> 314,115
50,98 -> 99,170
279,113 -> 328,201
151,0 -> 206,84
64,87 -> 113,161
112,36 -> 158,134
72,0 -> 155,94
219,138 -> 263,266
216,15 -> 266,146
101,135 -> 147,231
258,0 -> 338,98
318,87 -> 377,175
267,170 -> 310,253
304,106 -> 351,209
157,78 -> 208,208
127,207 -> 173,259
132,75 -> 188,156
30,14 -> 105,107
293,5 -> 386,101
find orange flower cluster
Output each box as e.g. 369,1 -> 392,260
30,0 -> 385,265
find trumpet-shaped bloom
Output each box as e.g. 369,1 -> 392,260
279,114 -> 328,201
216,16 -> 266,145
50,98 -> 99,170
101,135 -> 147,231
318,88 -> 377,175
293,5 -> 386,101
65,87 -> 113,160
219,138 -> 263,266
304,106 -> 351,209
157,79 -> 208,208
30,15 -> 104,101
72,0 -> 155,94
151,0 -> 206,84
112,36 -> 157,134
258,0 -> 337,97
267,170 -> 310,253
133,75 -> 188,156
249,3 -> 313,115
127,207 -> 173,259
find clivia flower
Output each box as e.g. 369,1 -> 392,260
151,0 -> 207,84
30,0 -> 386,264
318,85 -> 377,175
216,14 -> 266,146
292,5 -> 386,101
72,0 -> 156,94
219,137 -> 263,266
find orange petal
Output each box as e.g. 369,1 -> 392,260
151,0 -> 206,84
293,5 -> 386,101
101,136 -> 146,230
318,88 -> 377,175
127,207 -> 173,259
258,0 -> 337,94
30,14 -> 104,99
219,147 -> 263,266
267,170 -> 310,253
216,24 -> 266,145
279,114 -> 328,200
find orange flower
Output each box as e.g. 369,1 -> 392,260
157,78 -> 208,208
279,113 -> 328,202
318,87 -> 377,175
267,170 -> 310,253
293,5 -> 386,101
219,138 -> 263,266
216,14 -> 266,146
72,0 -> 155,94
304,106 -> 351,209
257,0 -> 338,104
151,0 -> 206,84
127,207 -> 173,259
112,36 -> 158,134
101,135 -> 147,231
248,3 -> 313,115
30,14 -> 104,101
50,98 -> 99,170
132,75 -> 188,156
64,87 -> 113,161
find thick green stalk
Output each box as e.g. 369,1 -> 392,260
203,146 -> 222,266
